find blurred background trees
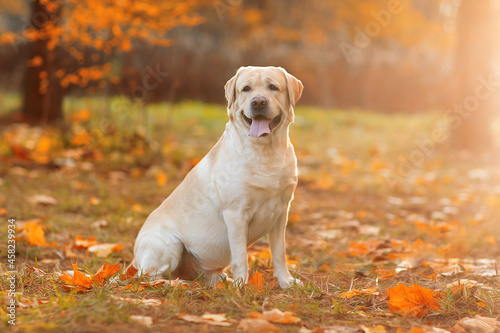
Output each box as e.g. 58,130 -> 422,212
0,0 -> 499,152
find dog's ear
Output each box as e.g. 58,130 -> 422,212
282,69 -> 303,108
224,68 -> 242,110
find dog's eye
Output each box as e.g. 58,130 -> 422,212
242,86 -> 251,92
269,84 -> 279,91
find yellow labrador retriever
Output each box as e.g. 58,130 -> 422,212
132,66 -> 303,288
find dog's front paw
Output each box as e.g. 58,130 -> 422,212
278,276 -> 303,289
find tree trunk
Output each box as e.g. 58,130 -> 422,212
451,0 -> 495,152
22,0 -> 64,125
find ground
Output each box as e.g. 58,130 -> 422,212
0,99 -> 499,332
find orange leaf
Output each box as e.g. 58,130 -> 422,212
339,286 -> 378,299
89,196 -> 101,205
238,319 -> 280,333
247,271 -> 264,291
19,220 -> 48,246
93,262 -> 121,285
387,284 -> 440,318
59,263 -> 93,292
65,244 -> 78,258
27,55 -> 43,67
419,272 -> 437,280
69,109 -> 91,123
263,308 -> 301,324
396,328 -> 425,333
121,264 -> 138,280
156,171 -> 168,187
73,235 -> 98,250
247,312 -> 264,319
347,241 -> 369,257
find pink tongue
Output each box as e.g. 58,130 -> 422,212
248,118 -> 271,137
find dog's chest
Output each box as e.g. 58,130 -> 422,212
243,169 -> 296,242
245,189 -> 290,243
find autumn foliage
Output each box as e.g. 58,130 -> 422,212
387,284 -> 441,318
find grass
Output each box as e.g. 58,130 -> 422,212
0,96 -> 499,332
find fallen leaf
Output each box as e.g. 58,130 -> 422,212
93,262 -> 121,285
89,196 -> 101,205
0,208 -> 7,216
29,194 -> 58,206
361,325 -> 387,333
58,262 -> 120,292
445,279 -> 488,290
451,315 -> 500,333
178,313 -> 233,327
26,265 -> 48,276
396,328 -> 425,333
339,286 -> 378,299
238,319 -> 281,333
121,264 -> 138,280
156,171 -> 168,186
111,296 -> 162,306
387,284 -> 440,318
263,308 -> 301,324
59,263 -> 93,292
247,312 -> 264,319
140,278 -> 180,289
18,220 -> 48,246
90,219 -> 108,228
248,271 -> 264,290
201,313 -> 232,323
88,243 -> 122,258
419,272 -> 437,280
130,315 -> 153,327
73,235 -> 98,249
65,244 -> 79,258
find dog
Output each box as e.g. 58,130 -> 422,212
131,66 -> 303,289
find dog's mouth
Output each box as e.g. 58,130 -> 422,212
243,114 -> 282,138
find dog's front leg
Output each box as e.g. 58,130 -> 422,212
269,214 -> 303,289
223,209 -> 249,286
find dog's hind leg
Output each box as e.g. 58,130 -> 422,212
133,230 -> 184,279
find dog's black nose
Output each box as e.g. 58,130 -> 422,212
251,96 -> 268,112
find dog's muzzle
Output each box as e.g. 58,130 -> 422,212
242,96 -> 283,138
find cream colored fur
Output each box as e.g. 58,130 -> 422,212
132,66 -> 303,289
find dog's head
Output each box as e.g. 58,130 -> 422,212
225,66 -> 303,138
